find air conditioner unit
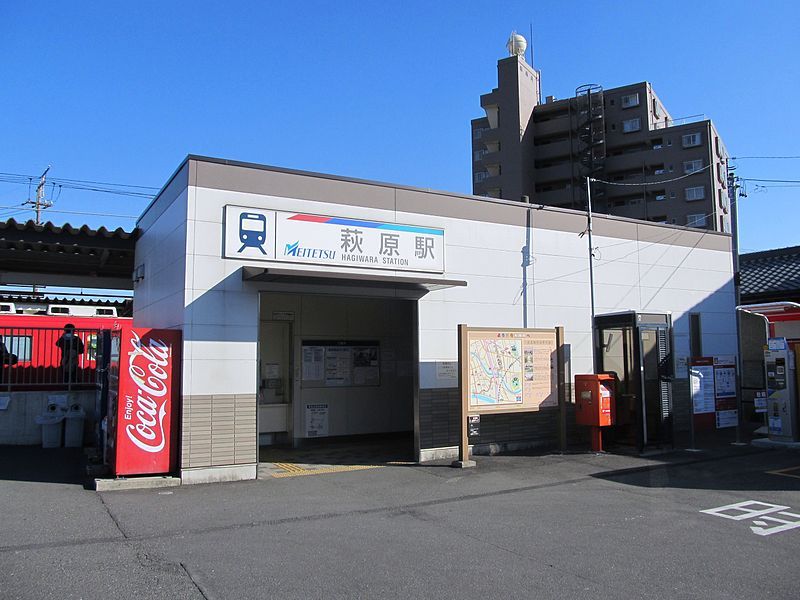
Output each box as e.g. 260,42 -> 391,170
654,169 -> 666,175
655,194 -> 666,201
652,144 -> 663,150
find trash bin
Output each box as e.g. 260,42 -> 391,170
35,404 -> 66,448
64,403 -> 87,448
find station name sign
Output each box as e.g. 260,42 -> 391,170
223,205 -> 445,273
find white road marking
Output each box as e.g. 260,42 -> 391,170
701,500 -> 800,536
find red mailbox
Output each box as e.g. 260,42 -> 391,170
574,374 -> 616,451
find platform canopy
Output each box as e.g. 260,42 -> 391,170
0,218 -> 136,290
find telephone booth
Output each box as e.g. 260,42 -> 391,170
594,311 -> 674,451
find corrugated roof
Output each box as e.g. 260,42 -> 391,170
0,218 -> 135,239
0,218 -> 136,286
0,294 -> 131,308
740,245 -> 800,296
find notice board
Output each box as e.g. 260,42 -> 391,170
690,357 -> 738,430
301,340 -> 380,388
462,327 -> 558,414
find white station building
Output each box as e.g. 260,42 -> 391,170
134,156 -> 737,484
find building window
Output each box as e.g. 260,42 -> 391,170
685,186 -> 705,201
652,99 -> 661,118
475,171 -> 489,183
682,132 -> 701,147
689,313 -> 702,358
622,118 -> 641,133
621,93 -> 640,108
687,213 -> 708,227
651,137 -> 663,149
670,191 -> 676,199
683,159 -> 703,174
474,149 -> 487,161
473,127 -> 486,140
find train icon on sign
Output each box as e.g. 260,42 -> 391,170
238,212 -> 268,254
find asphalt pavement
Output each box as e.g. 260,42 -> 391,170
1,444 -> 799,599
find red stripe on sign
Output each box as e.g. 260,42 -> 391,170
288,214 -> 329,223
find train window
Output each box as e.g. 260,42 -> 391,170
3,335 -> 33,362
84,334 -> 98,361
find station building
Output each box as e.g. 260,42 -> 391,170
134,155 -> 737,484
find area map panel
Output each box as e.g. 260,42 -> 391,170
466,329 -> 557,413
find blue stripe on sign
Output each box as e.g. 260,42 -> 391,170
323,217 -> 443,236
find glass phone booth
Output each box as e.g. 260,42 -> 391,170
594,311 -> 674,451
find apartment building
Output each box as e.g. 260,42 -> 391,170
471,39 -> 730,232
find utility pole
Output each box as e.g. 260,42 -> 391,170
24,165 -> 52,224
728,160 -> 746,445
585,177 -> 597,372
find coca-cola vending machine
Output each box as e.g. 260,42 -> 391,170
106,328 -> 181,476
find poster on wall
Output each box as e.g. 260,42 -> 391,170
352,346 -> 380,386
463,327 -> 557,414
305,404 -> 329,437
689,362 -> 716,414
301,341 -> 380,388
715,410 -> 738,429
713,366 -> 737,399
301,346 -> 325,381
325,346 -> 353,386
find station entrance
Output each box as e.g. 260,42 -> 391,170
256,291 -> 416,475
594,311 -> 674,452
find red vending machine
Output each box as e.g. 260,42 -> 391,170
106,328 -> 181,476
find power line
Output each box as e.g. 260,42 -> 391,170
740,177 -> 800,183
0,171 -> 159,190
731,156 -> 800,160
0,205 -> 138,219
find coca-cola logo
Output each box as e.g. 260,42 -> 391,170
125,332 -> 171,454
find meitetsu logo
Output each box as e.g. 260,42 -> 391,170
284,241 -> 336,260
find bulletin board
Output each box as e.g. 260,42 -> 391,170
301,340 -> 380,388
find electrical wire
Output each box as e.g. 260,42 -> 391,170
0,172 -> 159,190
740,178 -> 800,184
731,156 -> 800,160
0,205 -> 138,219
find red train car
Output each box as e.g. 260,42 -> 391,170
0,312 -> 133,389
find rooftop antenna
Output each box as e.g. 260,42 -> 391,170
529,22 -> 533,66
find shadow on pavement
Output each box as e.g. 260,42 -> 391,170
0,445 -> 87,486
589,446 -> 800,493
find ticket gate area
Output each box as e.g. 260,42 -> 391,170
594,312 -> 674,451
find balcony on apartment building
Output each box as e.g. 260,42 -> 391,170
532,161 -> 573,185
533,138 -> 572,161
532,114 -> 572,138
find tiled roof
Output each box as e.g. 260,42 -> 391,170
740,245 -> 800,297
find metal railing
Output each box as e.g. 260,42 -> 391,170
0,327 -> 104,391
652,114 -> 707,130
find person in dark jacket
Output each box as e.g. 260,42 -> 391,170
56,324 -> 84,384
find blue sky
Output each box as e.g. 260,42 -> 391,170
1,1 -> 798,253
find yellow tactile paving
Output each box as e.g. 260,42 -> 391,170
271,464 -> 384,478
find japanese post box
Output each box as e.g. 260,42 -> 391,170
574,374 -> 616,427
